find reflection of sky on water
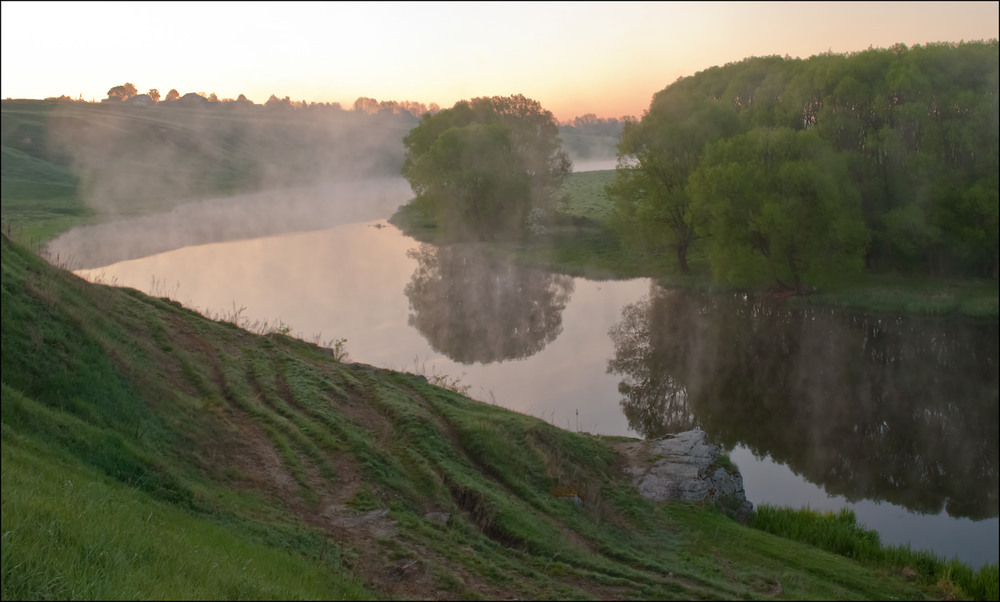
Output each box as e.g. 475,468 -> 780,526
409,276 -> 649,438
48,178 -> 414,270
75,221 -> 650,439
76,219 -> 998,570
733,445 -> 999,569
571,158 -> 618,172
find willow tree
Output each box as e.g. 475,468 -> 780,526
401,94 -> 571,240
688,127 -> 869,293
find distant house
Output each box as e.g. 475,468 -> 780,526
125,94 -> 153,106
177,92 -> 209,106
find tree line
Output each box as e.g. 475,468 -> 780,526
51,82 -> 441,119
559,113 -> 632,160
13,87 -> 619,230
610,41 -> 998,289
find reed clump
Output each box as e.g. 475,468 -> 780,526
752,505 -> 999,600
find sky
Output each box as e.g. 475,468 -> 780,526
2,1 -> 998,122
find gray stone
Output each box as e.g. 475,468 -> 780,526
618,429 -> 753,521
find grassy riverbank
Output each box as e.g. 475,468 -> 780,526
3,231 -> 996,600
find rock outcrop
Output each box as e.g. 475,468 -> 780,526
617,429 -> 753,521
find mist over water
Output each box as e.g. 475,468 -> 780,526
39,102 -> 620,269
46,177 -> 412,269
46,102 -> 414,210
40,101 -> 418,268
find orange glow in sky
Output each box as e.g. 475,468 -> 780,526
2,1 -> 997,122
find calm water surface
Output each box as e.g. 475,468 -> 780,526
75,217 -> 999,569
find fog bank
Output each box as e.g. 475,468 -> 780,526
46,177 -> 412,269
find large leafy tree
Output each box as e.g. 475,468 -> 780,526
618,41 -> 997,281
688,128 -> 868,292
401,94 -> 571,240
608,80 -> 740,272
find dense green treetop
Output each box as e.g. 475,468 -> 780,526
401,94 -> 571,240
612,40 -> 998,287
688,127 -> 868,292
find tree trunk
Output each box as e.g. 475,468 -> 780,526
676,240 -> 690,274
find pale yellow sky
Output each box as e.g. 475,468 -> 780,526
2,1 -> 997,122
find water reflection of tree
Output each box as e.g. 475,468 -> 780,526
404,244 -> 574,364
607,286 -> 999,519
606,291 -> 698,435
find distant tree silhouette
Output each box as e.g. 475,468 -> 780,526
147,88 -> 160,103
400,100 -> 428,117
353,97 -> 379,114
106,82 -> 137,101
265,94 -> 292,110
164,89 -> 180,102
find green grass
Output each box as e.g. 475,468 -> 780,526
3,231 -> 987,599
1,430 -> 375,601
558,169 -> 617,222
753,506 -> 1000,601
790,273 -> 1000,318
0,145 -> 92,243
1,101 -> 92,243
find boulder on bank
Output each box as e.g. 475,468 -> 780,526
617,429 -> 753,521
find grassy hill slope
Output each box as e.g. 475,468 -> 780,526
4,233 -> 991,600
